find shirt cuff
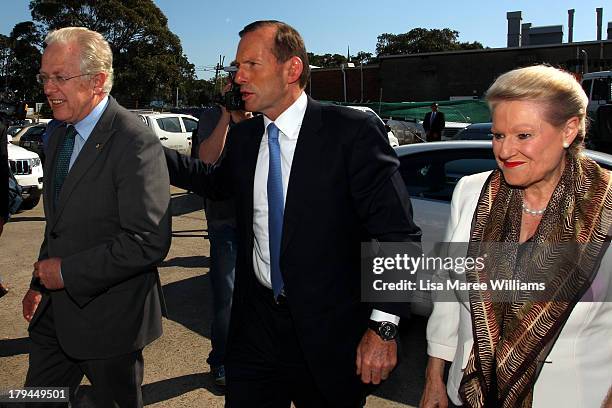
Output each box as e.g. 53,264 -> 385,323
370,309 -> 400,325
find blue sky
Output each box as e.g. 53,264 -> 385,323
1,0 -> 609,78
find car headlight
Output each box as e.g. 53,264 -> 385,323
29,158 -> 41,167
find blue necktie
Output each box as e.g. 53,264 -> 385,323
54,125 -> 77,206
267,123 -> 285,298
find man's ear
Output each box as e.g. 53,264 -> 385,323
286,56 -> 303,85
92,72 -> 108,95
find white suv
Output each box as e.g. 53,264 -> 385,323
136,113 -> 198,155
7,135 -> 43,210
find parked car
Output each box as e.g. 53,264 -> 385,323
386,118 -> 426,144
6,134 -> 44,210
395,140 -> 612,315
581,71 -> 612,153
452,122 -> 493,140
9,123 -> 46,144
17,123 -> 47,164
136,113 -> 198,155
346,106 -> 399,147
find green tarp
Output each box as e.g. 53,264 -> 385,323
326,99 -> 492,124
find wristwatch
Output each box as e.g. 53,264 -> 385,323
368,320 -> 398,341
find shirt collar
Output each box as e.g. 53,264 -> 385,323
73,95 -> 109,142
263,92 -> 307,140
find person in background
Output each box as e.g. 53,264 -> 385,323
196,82 -> 252,386
420,65 -> 612,408
0,112 -> 9,298
423,102 -> 445,142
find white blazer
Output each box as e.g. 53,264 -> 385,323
426,171 -> 612,407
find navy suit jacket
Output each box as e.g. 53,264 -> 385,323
165,96 -> 421,402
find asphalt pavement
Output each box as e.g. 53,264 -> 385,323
0,188 -> 428,407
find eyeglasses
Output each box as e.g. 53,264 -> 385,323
36,73 -> 91,86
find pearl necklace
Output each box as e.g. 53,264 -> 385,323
522,202 -> 546,216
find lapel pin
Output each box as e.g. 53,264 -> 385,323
96,143 -> 103,149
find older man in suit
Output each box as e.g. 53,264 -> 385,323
165,20 -> 421,408
21,27 -> 171,407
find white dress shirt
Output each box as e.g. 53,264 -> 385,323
251,92 -> 398,324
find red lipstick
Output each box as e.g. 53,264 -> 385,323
503,161 -> 525,168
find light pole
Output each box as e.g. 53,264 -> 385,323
580,49 -> 589,75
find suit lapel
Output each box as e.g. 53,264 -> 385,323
51,97 -> 117,229
281,97 -> 323,255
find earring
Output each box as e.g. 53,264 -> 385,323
563,141 -> 570,148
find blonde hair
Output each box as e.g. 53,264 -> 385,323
485,65 -> 588,154
45,27 -> 114,93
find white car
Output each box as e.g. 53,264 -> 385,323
6,134 -> 44,210
136,113 -> 199,155
395,141 -> 612,315
346,106 -> 399,147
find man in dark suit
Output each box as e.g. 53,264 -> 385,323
1,114 -> 8,235
1,113 -> 9,297
21,27 -> 171,407
423,102 -> 445,142
165,20 -> 421,407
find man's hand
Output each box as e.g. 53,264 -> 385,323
33,257 -> 64,290
356,328 -> 397,384
22,289 -> 42,322
229,109 -> 252,124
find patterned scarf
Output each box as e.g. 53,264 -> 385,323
458,154 -> 612,408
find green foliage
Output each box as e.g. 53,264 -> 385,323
0,22 -> 44,102
28,0 -> 196,107
376,28 -> 484,56
307,52 -> 348,68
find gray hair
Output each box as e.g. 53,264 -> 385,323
45,27 -> 114,93
485,65 -> 588,154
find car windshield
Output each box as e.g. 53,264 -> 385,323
7,126 -> 23,136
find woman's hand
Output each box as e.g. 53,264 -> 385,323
420,356 -> 449,408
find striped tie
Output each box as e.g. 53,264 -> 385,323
54,125 -> 77,206
267,123 -> 285,298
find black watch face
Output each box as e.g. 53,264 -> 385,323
380,322 -> 397,340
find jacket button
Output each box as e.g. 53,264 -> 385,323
50,232 -> 58,239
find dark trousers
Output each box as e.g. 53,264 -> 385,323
206,222 -> 237,368
225,282 -> 366,408
426,130 -> 442,142
25,302 -> 144,408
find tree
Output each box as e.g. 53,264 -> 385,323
29,0 -> 196,107
376,28 -> 484,56
307,52 -> 348,68
3,22 -> 44,102
354,51 -> 378,65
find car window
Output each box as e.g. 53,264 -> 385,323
399,149 -> 497,202
8,126 -> 23,136
581,79 -> 592,97
24,126 -> 46,137
156,117 -> 182,133
592,78 -> 611,102
182,117 -> 198,133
